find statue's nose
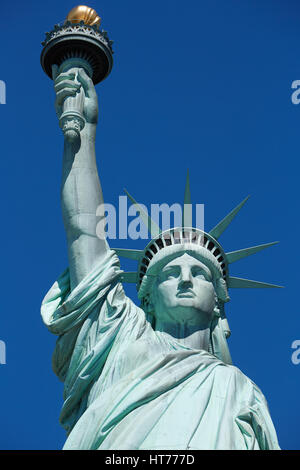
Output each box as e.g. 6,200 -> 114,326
178,269 -> 193,288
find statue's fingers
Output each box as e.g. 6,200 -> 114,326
56,88 -> 78,106
54,80 -> 80,94
54,72 -> 76,87
54,74 -> 78,88
77,69 -> 96,98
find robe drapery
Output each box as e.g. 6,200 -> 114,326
41,250 -> 280,450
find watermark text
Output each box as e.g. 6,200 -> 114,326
291,340 -> 300,365
0,340 -> 6,365
96,197 -> 205,240
0,80 -> 6,104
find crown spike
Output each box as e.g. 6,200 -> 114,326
226,241 -> 279,264
209,196 -> 250,240
124,189 -> 161,239
121,272 -> 138,283
114,248 -> 143,261
228,276 -> 283,289
182,169 -> 192,227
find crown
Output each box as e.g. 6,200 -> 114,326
114,171 -> 282,292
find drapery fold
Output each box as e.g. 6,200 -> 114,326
41,249 -> 280,450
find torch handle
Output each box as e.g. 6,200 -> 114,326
57,58 -> 93,143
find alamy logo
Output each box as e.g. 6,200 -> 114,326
291,340 -> 300,365
0,340 -> 6,365
95,197 -> 205,240
0,80 -> 6,104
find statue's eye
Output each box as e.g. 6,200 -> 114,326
167,273 -> 177,279
160,268 -> 180,281
192,268 -> 206,279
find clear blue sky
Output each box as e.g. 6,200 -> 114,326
0,0 -> 299,450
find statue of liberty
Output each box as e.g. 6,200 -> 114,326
41,6 -> 280,450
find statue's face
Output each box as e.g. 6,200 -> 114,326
151,253 -> 216,327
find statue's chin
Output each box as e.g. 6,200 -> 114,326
174,298 -> 196,310
155,303 -> 213,328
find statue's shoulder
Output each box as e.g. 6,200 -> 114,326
218,362 -> 269,406
213,361 -> 259,395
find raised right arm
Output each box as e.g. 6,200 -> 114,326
53,65 -> 109,290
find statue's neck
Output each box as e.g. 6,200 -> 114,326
154,320 -> 211,351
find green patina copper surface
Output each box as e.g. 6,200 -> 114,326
40,11 -> 280,450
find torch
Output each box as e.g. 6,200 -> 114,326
40,5 -> 113,142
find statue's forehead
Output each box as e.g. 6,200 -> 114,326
162,253 -> 211,270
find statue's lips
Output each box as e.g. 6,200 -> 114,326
176,291 -> 195,298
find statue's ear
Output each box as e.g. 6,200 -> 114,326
214,277 -> 230,303
213,294 -> 220,317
